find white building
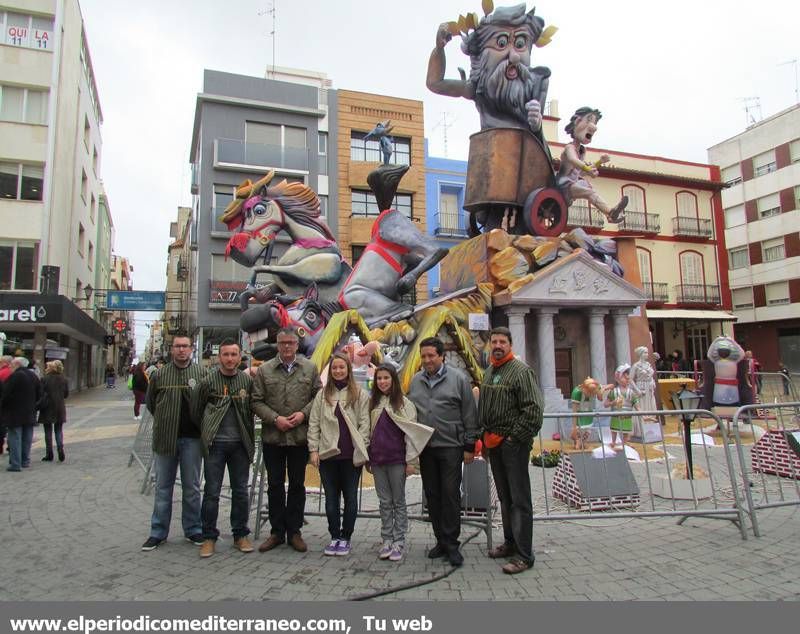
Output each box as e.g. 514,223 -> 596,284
0,0 -> 112,388
708,104 -> 800,371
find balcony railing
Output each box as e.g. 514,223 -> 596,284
674,284 -> 720,305
642,281 -> 669,303
567,205 -> 605,229
434,211 -> 469,238
215,139 -> 309,172
618,211 -> 661,233
672,216 -> 713,238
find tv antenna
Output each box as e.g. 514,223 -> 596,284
431,112 -> 457,157
742,97 -> 762,126
259,2 -> 277,78
778,59 -> 799,104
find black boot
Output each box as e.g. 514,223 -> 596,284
42,451 -> 54,462
57,447 -> 65,462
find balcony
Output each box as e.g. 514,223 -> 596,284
567,205 -> 605,229
433,211 -> 469,238
618,211 -> 661,234
215,139 -> 309,172
642,282 -> 669,303
674,284 -> 720,305
672,216 -> 713,238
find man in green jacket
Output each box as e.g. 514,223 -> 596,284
251,328 -> 322,553
141,334 -> 206,552
192,339 -> 255,558
478,327 -> 543,575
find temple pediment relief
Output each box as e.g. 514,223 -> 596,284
494,251 -> 646,307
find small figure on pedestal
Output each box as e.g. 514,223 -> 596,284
569,377 -> 610,450
630,346 -> 657,422
364,120 -> 395,166
557,107 -> 628,224
605,364 -> 639,448
699,336 -> 753,409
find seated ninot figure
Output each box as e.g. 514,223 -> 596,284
700,336 -> 753,409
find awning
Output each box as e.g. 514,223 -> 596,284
646,309 -> 738,321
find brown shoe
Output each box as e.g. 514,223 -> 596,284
258,534 -> 285,552
288,533 -> 308,552
199,540 -> 215,558
502,559 -> 532,575
488,542 -> 516,559
234,537 -> 254,553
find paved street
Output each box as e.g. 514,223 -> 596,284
0,385 -> 798,601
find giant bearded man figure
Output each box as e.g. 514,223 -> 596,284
427,2 -> 554,142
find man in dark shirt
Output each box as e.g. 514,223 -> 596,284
193,339 -> 255,558
141,335 -> 206,551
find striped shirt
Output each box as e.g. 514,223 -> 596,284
146,362 -> 207,456
478,358 -> 544,446
191,368 -> 255,461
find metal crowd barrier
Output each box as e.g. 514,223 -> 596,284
728,401 -> 800,538
251,450 -> 498,548
536,409 -> 749,539
128,409 -> 156,494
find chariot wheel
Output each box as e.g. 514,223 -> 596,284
522,187 -> 568,237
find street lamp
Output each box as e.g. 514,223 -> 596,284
671,384 -> 702,479
84,284 -> 94,302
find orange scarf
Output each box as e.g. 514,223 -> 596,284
490,351 -> 515,368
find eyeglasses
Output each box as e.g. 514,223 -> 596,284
172,344 -> 191,349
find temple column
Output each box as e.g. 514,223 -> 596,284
589,309 -> 608,380
506,307 -> 529,366
535,308 -> 560,402
612,309 -> 633,369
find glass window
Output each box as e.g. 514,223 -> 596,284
766,281 -> 790,306
622,185 -> 645,212
83,115 -> 90,148
791,140 -> 800,164
762,237 -> 785,262
246,122 -> 281,146
20,165 -> 43,200
732,287 -> 754,309
319,194 -> 328,220
0,163 -> 18,199
5,12 -> 30,47
212,185 -> 235,232
24,89 -> 47,123
637,248 -> 652,284
0,244 -> 13,290
0,85 -> 24,121
724,204 -> 745,228
753,150 -> 777,176
78,224 -> 85,256
284,126 -> 306,149
757,193 -> 781,218
318,132 -> 327,155
676,192 -> 697,217
728,247 -> 749,270
81,170 -> 88,201
350,189 -> 411,218
680,251 -> 703,286
722,164 -> 742,186
350,132 -> 411,166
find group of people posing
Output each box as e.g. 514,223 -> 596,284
142,326 -> 544,575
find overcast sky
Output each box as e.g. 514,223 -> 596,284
77,0 -> 798,353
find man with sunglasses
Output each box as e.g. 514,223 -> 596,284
141,334 -> 206,552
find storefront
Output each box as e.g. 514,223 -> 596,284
0,293 -> 106,391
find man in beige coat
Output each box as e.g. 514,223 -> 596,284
251,328 -> 321,553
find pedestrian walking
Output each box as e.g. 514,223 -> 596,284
192,339 -> 255,558
39,360 -> 69,463
1,357 -> 43,472
251,328 -> 321,554
368,364 -> 433,562
141,334 -> 206,551
407,337 -> 479,567
105,364 -> 116,389
478,327 -> 543,575
131,362 -> 149,420
0,355 -> 12,455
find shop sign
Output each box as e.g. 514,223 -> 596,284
0,305 -> 48,323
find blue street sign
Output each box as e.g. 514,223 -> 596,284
106,291 -> 166,311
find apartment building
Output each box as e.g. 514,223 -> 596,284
425,102 -> 730,378
708,104 -> 800,370
0,0 -> 115,388
189,68 -> 335,358
162,205 -> 193,354
108,254 -> 134,370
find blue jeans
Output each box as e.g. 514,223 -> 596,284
43,423 -> 64,453
149,437 -> 203,540
319,459 -> 362,540
7,426 -> 34,471
201,441 -> 251,541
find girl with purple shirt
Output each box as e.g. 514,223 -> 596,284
308,353 -> 370,557
368,364 -> 434,562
